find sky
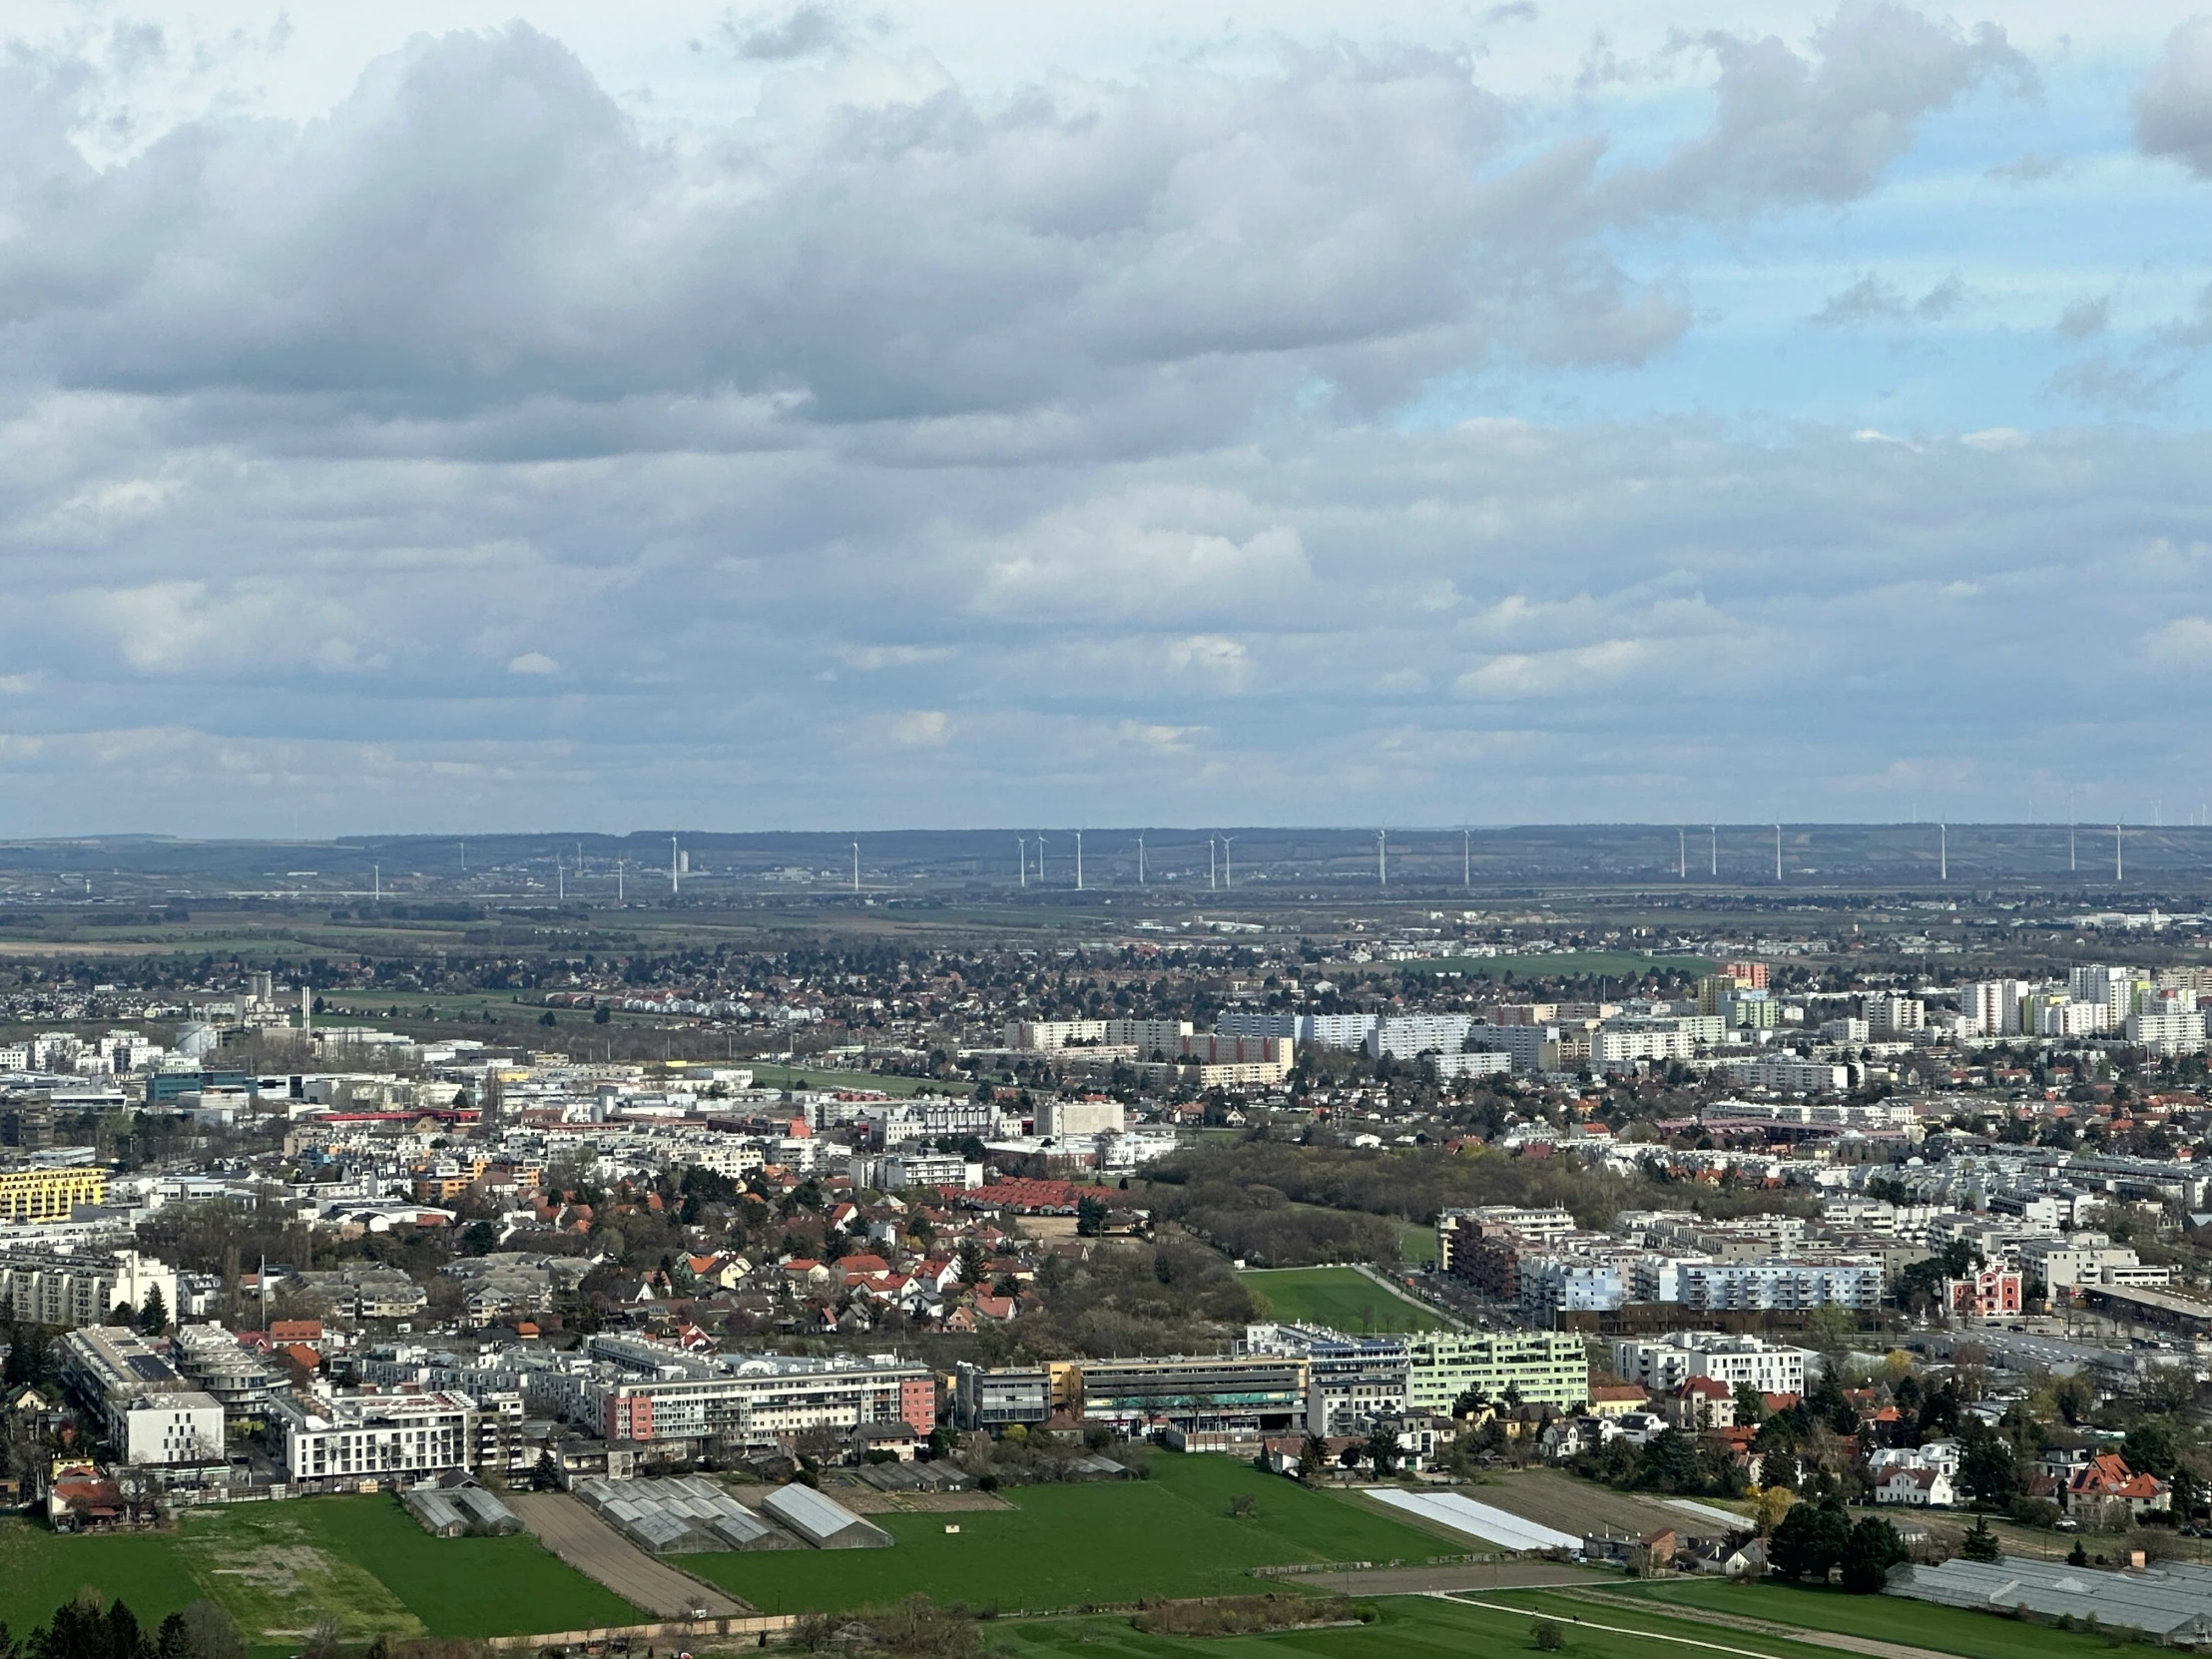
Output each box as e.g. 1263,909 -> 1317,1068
7,1 -> 2212,836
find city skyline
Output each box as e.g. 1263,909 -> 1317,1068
6,2 -> 2212,832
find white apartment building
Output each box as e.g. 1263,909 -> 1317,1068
2069,965 -> 2144,1026
0,1248 -> 177,1332
2127,1007 -> 2206,1055
1863,995 -> 1926,1036
120,1392 -> 227,1466
2029,993 -> 2108,1037
1518,1255 -> 1626,1317
276,1390 -> 479,1486
585,1337 -> 933,1448
1367,1015 -> 1475,1059
1610,1333 -> 1812,1397
1677,1259 -> 1884,1313
2018,1235 -> 2171,1292
1461,1022 -> 1566,1072
1713,1055 -> 1853,1095
1038,1098 -> 1126,1138
1590,1022 -> 1694,1069
1959,980 -> 2026,1036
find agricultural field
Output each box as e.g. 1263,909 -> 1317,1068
1237,1267 -> 1447,1333
1595,1578 -> 2112,1659
0,1496 -> 639,1655
691,1454 -> 1458,1614
1471,1469 -> 1750,1539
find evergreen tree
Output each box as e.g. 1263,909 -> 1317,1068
1840,1517 -> 1907,1593
1769,1497 -> 1853,1581
137,1289 -> 167,1338
1959,1514 -> 2001,1563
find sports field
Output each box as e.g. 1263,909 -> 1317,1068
0,1495 -> 639,1652
690,1454 -> 1458,1613
1238,1267 -> 1447,1333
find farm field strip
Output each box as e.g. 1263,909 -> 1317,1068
1366,1489 -> 1580,1550
1591,1578 -> 2113,1659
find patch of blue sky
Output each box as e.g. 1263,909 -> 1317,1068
1396,60 -> 2212,435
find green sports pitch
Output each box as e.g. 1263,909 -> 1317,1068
1238,1266 -> 1448,1332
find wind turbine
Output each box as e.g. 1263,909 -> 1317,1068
1016,835 -> 1027,887
1074,830 -> 1083,891
851,840 -> 860,894
670,835 -> 680,895
1137,834 -> 1146,886
1709,825 -> 1717,878
1221,835 -> 1235,889
1773,823 -> 1782,883
1938,823 -> 1946,883
1463,829 -> 1471,890
556,853 -> 564,901
1377,829 -> 1387,887
1035,832 -> 1047,883
616,858 -> 626,903
2116,823 -> 2124,883
1678,828 -> 1686,880
1208,837 -> 1217,890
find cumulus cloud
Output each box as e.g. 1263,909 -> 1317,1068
0,3 -> 2187,833
886,710 -> 951,746
716,1 -> 855,61
1611,0 -> 2032,222
2055,296 -> 2111,340
2135,18 -> 2212,177
1810,272 -> 1965,327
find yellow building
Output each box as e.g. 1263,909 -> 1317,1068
0,1166 -> 107,1224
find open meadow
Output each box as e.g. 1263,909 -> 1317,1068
1236,1267 -> 1447,1333
0,1496 -> 639,1655
692,1455 -> 1461,1614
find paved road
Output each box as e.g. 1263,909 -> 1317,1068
508,1492 -> 749,1620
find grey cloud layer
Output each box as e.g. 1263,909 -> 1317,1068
0,6 -> 2186,832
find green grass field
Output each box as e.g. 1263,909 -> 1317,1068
289,1496 -> 637,1637
0,1521 -> 207,1640
1238,1267 -> 1447,1333
0,1496 -> 639,1652
691,1455 -> 1457,1614
1597,1578 -> 2110,1659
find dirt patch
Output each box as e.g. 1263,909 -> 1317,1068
507,1493 -> 747,1621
